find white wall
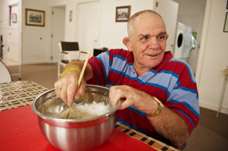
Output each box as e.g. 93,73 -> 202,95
21,0 -> 51,64
99,0 -> 155,49
0,0 -> 21,65
196,0 -> 228,114
20,0 -> 67,64
1,0 -> 171,64
8,4 -> 19,62
62,0 -> 156,49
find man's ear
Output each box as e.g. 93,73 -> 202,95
166,34 -> 169,40
122,37 -> 132,51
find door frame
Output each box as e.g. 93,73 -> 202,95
50,5 -> 66,63
74,0 -> 101,57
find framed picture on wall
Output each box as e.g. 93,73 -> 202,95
25,8 -> 45,27
224,12 -> 228,32
115,6 -> 131,22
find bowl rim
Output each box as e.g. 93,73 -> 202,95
32,84 -> 120,123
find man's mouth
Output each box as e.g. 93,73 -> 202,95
146,53 -> 159,57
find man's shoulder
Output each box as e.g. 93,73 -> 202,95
109,49 -> 129,54
160,58 -> 193,75
166,58 -> 195,81
168,58 -> 191,69
108,49 -> 131,59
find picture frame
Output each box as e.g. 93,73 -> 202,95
115,6 -> 131,22
223,12 -> 228,32
11,13 -> 17,23
25,8 -> 45,27
227,0 -> 228,9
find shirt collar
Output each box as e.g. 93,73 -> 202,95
153,51 -> 173,72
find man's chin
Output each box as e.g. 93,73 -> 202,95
143,63 -> 159,69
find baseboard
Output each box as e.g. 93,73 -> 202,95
22,60 -> 51,64
199,100 -> 228,115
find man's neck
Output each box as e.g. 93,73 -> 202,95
133,63 -> 151,77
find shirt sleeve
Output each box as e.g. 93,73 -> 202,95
165,61 -> 200,134
87,51 -> 111,86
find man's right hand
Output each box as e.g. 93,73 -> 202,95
55,61 -> 93,106
54,69 -> 86,106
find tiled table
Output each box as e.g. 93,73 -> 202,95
0,81 -> 179,151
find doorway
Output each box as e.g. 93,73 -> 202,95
75,0 -> 101,57
2,3 -> 20,66
172,0 -> 207,75
51,6 -> 66,63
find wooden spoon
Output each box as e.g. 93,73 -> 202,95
66,50 -> 91,119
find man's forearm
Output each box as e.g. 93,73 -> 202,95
148,107 -> 189,148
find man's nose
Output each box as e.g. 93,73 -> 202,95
148,37 -> 160,49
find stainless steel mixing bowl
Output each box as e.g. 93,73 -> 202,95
32,84 -> 119,151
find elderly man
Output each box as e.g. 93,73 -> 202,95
55,10 -> 199,148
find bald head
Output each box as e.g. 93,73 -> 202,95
127,10 -> 165,37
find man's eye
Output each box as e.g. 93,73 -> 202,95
157,34 -> 167,41
140,35 -> 149,41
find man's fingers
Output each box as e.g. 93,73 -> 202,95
119,99 -> 133,110
75,81 -> 85,100
67,84 -> 77,106
60,85 -> 67,104
109,85 -> 137,110
55,84 -> 61,98
54,67 -> 86,106
109,86 -> 125,106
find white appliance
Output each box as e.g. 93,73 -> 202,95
173,22 -> 196,62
